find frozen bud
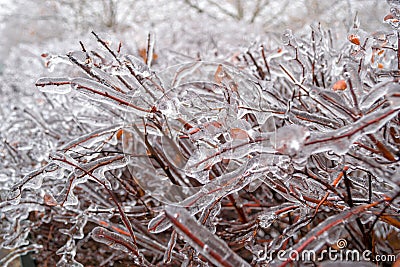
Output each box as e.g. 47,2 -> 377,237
273,125 -> 310,156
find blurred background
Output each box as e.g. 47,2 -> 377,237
0,0 -> 389,72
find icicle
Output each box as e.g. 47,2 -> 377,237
60,124 -> 123,152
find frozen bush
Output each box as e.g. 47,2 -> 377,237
1,1 -> 400,266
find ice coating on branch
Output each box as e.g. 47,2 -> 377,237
50,151 -> 80,171
70,77 -> 151,113
35,77 -> 72,94
360,81 -> 395,110
6,187 -> 21,204
43,54 -> 73,72
271,205 -> 368,266
68,51 -> 88,65
91,227 -> 136,254
148,159 -> 262,233
165,206 -> 251,267
124,55 -> 151,78
304,106 -> 399,156
60,124 -> 123,152
56,238 -> 84,267
163,230 -> 177,264
146,32 -> 156,67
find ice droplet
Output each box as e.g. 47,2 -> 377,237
258,213 -> 277,228
273,125 -> 310,156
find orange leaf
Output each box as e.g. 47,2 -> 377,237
384,13 -> 400,23
43,193 -> 57,206
116,129 -> 124,140
348,34 -> 360,45
138,48 -> 158,64
332,80 -> 347,91
230,128 -> 249,140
